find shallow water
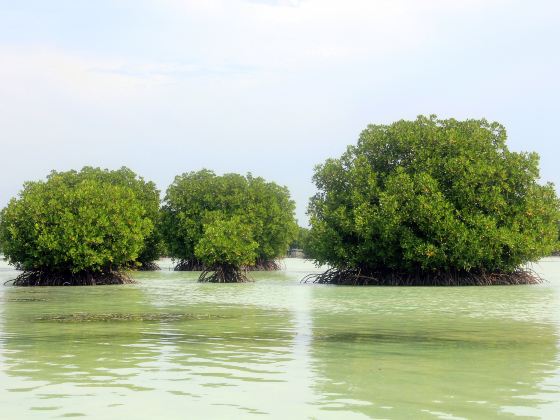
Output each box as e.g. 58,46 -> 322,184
1,258 -> 560,419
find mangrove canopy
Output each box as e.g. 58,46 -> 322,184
161,170 -> 297,277
73,166 -> 163,270
0,168 -> 155,285
196,217 -> 258,283
305,115 -> 560,285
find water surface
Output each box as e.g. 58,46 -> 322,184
1,258 -> 560,419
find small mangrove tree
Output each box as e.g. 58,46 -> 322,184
161,170 -> 297,275
196,217 -> 258,283
305,115 -> 559,286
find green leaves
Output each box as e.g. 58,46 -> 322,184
161,170 -> 297,267
308,115 -> 560,274
46,166 -> 163,265
195,217 -> 258,268
0,168 -> 155,273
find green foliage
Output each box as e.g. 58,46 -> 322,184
195,217 -> 258,269
0,169 -> 154,274
290,226 -> 308,249
290,226 -> 314,257
308,115 -> 560,275
246,174 -> 299,262
65,166 -> 163,265
161,170 -> 297,266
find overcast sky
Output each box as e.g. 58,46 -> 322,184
0,0 -> 559,224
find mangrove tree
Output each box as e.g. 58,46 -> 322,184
0,168 -> 154,285
305,115 -> 559,285
196,217 -> 258,282
161,170 -> 297,274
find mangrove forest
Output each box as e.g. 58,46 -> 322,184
0,116 -> 558,286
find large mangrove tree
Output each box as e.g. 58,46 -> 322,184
161,170 -> 297,278
0,168 -> 155,285
305,115 -> 559,285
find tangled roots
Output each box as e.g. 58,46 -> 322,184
301,267 -> 542,286
5,270 -> 135,287
174,259 -> 207,271
176,259 -> 283,272
198,265 -> 251,283
137,261 -> 161,271
244,259 -> 283,271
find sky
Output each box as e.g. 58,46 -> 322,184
0,0 -> 559,225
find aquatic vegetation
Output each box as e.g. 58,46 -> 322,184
0,168 -> 154,285
74,167 -> 164,270
302,267 -> 542,286
161,170 -> 297,275
5,270 -> 135,287
306,115 -> 560,285
35,312 -> 228,322
195,217 -> 257,283
245,259 -> 284,271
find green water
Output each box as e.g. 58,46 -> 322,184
1,258 -> 560,419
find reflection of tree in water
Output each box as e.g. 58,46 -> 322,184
137,284 -> 299,405
309,311 -> 559,418
2,286 -> 165,391
1,285 -> 296,413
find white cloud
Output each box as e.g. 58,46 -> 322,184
160,0 -> 492,69
0,46 -> 171,104
0,0 -> 496,106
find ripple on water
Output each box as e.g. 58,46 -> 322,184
0,258 -> 560,419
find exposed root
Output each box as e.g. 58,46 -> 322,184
198,265 -> 251,283
244,259 -> 283,271
137,261 -> 161,271
5,270 -> 135,287
301,267 -> 542,286
175,258 -> 283,272
174,259 -> 206,271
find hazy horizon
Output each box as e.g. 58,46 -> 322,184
1,0 -> 559,224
